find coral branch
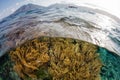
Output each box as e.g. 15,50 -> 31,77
9,37 -> 102,80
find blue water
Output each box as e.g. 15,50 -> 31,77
97,47 -> 120,80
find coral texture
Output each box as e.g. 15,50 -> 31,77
10,38 -> 50,79
49,38 -> 102,80
9,37 -> 102,80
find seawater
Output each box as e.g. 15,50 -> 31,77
0,45 -> 120,80
97,47 -> 120,80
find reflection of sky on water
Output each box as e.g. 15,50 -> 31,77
0,0 -> 120,20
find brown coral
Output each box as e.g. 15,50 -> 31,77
49,38 -> 102,80
9,37 -> 102,80
10,38 -> 50,79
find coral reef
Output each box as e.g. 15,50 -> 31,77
49,38 -> 102,80
9,37 -> 102,80
10,38 -> 50,79
0,53 -> 20,80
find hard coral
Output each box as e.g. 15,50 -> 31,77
48,38 -> 102,80
9,37 -> 102,80
10,38 -> 50,79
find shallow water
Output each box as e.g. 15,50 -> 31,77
0,37 -> 120,80
97,47 -> 120,80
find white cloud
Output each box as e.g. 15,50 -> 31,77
0,6 -> 18,20
11,8 -> 15,12
24,0 -> 30,1
31,0 -> 37,2
16,3 -> 20,5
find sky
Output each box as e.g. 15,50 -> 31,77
0,0 -> 120,20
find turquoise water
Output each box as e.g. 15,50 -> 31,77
98,47 -> 120,80
0,47 -> 120,80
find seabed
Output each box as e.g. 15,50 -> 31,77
0,36 -> 120,80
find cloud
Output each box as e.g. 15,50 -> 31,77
24,0 -> 36,2
16,3 -> 20,5
30,0 -> 37,2
0,6 -> 18,20
11,8 -> 15,12
24,0 -> 30,1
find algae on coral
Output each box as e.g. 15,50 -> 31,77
10,38 -> 50,79
48,37 -> 102,80
9,37 -> 102,80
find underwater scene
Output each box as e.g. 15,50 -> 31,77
0,1 -> 120,80
0,37 -> 120,80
